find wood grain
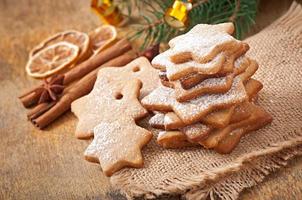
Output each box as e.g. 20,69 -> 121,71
0,0 -> 301,199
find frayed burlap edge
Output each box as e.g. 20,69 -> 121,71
185,145 -> 302,200
111,2 -> 302,199
112,135 -> 302,199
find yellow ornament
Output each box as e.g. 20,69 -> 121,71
90,0 -> 123,26
164,0 -> 193,29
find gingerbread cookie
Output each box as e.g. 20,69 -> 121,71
83,79 -> 152,176
164,112 -> 185,130
97,57 -> 160,99
200,103 -> 271,149
245,79 -> 263,101
149,112 -> 165,129
202,106 -> 235,128
214,110 -> 273,154
71,57 -> 160,139
216,43 -> 250,75
168,23 -> 244,64
152,22 -> 237,71
173,56 -> 256,102
181,123 -> 213,142
174,74 -> 235,102
153,43 -> 248,82
157,131 -> 196,149
229,102 -> 253,124
239,59 -> 259,83
233,56 -> 251,75
158,54 -> 250,92
179,54 -> 250,89
147,77 -> 263,130
152,50 -> 225,81
141,77 -> 248,124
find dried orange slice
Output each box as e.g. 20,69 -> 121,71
89,25 -> 117,55
30,30 -> 90,63
26,42 -> 79,78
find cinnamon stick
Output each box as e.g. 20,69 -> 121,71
19,39 -> 132,108
29,50 -> 138,129
63,39 -> 132,84
27,102 -> 56,120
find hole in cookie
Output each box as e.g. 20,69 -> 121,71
115,93 -> 123,100
132,66 -> 140,72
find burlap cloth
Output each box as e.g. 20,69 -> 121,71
110,2 -> 302,199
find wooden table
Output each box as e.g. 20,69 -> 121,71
1,0 -> 301,199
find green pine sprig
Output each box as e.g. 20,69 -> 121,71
120,0 -> 258,50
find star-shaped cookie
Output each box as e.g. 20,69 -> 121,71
79,78 -> 152,176
168,23 -> 244,64
141,77 -> 248,124
71,57 -> 160,139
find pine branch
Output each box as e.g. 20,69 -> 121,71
125,0 -> 258,49
127,1 -> 179,50
188,0 -> 258,38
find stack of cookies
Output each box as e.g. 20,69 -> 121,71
141,23 -> 272,154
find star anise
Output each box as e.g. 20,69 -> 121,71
37,74 -> 65,104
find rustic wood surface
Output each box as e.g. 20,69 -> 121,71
0,0 -> 301,199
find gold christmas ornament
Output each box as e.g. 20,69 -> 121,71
90,0 -> 123,26
164,0 -> 193,30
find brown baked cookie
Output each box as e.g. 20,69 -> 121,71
214,110 -> 273,154
71,57 -> 160,139
157,131 -> 197,149
149,112 -> 165,129
153,50 -> 226,81
168,23 -> 243,64
157,53 -> 251,92
200,103 -> 272,149
239,59 -> 259,83
174,74 -> 235,102
147,78 -> 263,131
84,79 -> 152,176
179,55 -> 250,89
181,123 -> 213,142
245,79 -> 263,101
141,77 -> 248,124
152,23 -> 234,71
173,55 -> 256,102
202,106 -> 235,128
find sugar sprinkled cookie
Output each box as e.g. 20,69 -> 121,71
168,23 -> 244,64
201,103 -> 272,149
72,57 -> 160,139
141,77 -> 248,124
157,131 -> 197,149
83,79 -> 152,176
173,57 -> 257,102
152,50 -> 225,81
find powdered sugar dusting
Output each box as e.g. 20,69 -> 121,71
152,49 -> 225,80
183,75 -> 229,91
164,114 -> 174,124
149,113 -> 165,127
141,77 -> 248,123
181,123 -> 211,140
168,24 -> 242,63
85,120 -> 152,175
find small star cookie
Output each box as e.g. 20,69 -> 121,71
82,79 -> 152,176
168,23 -> 244,64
